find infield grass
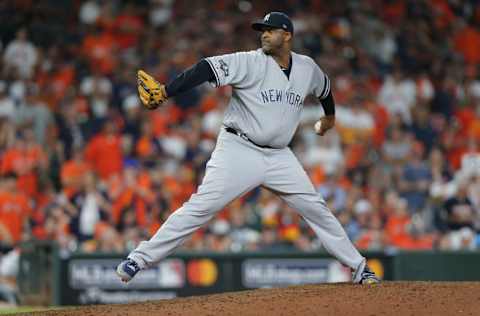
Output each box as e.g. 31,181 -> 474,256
0,306 -> 62,314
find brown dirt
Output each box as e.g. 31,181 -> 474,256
18,282 -> 480,316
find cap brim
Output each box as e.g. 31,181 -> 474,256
251,22 -> 278,31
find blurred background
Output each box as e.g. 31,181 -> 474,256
0,0 -> 480,309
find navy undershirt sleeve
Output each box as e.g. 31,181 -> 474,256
319,90 -> 335,116
165,59 -> 216,97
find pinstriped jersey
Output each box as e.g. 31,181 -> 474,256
206,48 -> 330,148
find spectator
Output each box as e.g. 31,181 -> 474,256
378,67 -> 416,124
0,173 -> 32,247
121,94 -> 142,140
442,181 -> 475,232
135,120 -> 162,165
1,128 -> 48,198
409,105 -> 437,152
81,25 -> 117,75
429,147 -> 455,201
229,201 -> 260,252
453,19 -> 480,65
303,131 -> 344,174
3,28 -> 37,79
385,197 -> 434,249
398,142 -> 431,212
111,166 -> 154,232
60,146 -> 92,198
85,121 -> 123,180
14,84 -> 53,145
382,126 -> 412,165
335,96 -> 375,145
69,172 -> 111,242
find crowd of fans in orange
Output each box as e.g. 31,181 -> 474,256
0,0 -> 479,258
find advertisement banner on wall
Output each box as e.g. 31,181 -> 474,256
69,258 -> 185,290
58,256 -> 227,305
49,252 -> 391,305
65,258 -> 185,304
241,258 -> 351,288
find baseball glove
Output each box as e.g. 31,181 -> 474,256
137,70 -> 168,110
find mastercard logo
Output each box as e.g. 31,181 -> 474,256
187,259 -> 218,287
367,258 -> 384,279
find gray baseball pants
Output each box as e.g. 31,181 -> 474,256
128,129 -> 364,270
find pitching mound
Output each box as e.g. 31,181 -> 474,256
25,282 -> 480,316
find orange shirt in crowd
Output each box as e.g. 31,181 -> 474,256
149,105 -> 183,137
82,32 -> 117,74
85,134 -> 123,180
163,174 -> 196,211
385,215 -> 435,249
199,94 -> 220,113
112,13 -> 144,49
35,64 -> 76,110
49,65 -> 75,106
355,231 -> 378,250
309,166 -> 325,187
345,143 -> 366,170
454,26 -> 480,65
0,190 -> 32,243
385,215 -> 414,248
111,170 -> 154,227
468,118 -> 480,141
369,102 -> 389,148
455,107 -> 475,138
60,159 -> 92,198
136,136 -> 158,158
1,145 -> 47,197
112,188 -> 147,227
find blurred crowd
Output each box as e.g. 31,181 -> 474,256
0,0 -> 479,270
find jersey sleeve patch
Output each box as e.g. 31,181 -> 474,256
205,58 -> 221,87
205,56 -> 234,87
205,52 -> 252,88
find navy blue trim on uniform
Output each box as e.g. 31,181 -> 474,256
165,59 -> 216,97
205,58 -> 221,88
319,73 -> 329,99
319,76 -> 327,98
319,90 -> 335,116
281,55 -> 293,79
324,74 -> 330,98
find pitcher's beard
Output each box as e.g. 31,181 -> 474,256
262,44 -> 274,55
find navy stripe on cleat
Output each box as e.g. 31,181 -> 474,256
116,258 -> 141,283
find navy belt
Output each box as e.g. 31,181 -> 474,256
224,126 -> 274,149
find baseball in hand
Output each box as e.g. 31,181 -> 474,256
314,120 -> 322,133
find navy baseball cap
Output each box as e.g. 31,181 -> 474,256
252,12 -> 294,34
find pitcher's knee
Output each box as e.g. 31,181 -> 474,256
182,190 -> 227,216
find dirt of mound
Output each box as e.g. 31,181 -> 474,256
20,282 -> 480,316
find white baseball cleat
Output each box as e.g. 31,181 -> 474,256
353,259 -> 380,284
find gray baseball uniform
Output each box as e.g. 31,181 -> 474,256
128,49 -> 365,272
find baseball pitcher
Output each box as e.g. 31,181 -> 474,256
117,12 -> 379,285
